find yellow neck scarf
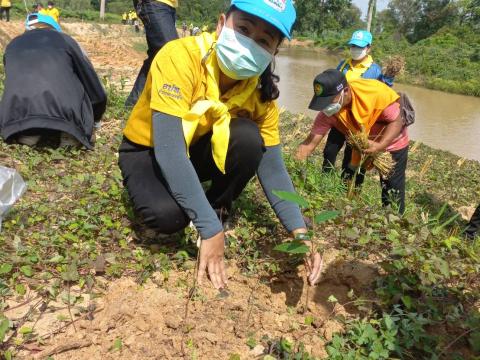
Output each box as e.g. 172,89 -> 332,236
336,79 -> 400,166
182,32 -> 259,174
337,79 -> 399,134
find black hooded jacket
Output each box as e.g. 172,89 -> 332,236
0,28 -> 107,148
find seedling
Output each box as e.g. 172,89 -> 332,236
272,190 -> 339,311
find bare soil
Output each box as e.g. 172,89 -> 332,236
5,249 -> 379,359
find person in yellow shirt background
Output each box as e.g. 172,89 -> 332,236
122,12 -> 127,25
0,0 -> 11,22
40,1 -> 60,23
119,0 -> 322,290
322,30 -> 397,175
131,10 -> 139,32
125,0 -> 179,107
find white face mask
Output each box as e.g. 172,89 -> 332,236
350,46 -> 368,61
215,26 -> 273,80
323,90 -> 344,117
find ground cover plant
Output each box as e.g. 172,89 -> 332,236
0,21 -> 479,360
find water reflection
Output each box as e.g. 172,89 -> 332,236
276,47 -> 480,161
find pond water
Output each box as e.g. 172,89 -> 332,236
276,47 -> 480,161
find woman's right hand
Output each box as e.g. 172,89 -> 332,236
197,231 -> 227,289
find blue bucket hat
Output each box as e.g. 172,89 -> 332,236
231,0 -> 296,40
348,30 -> 372,48
25,13 -> 62,32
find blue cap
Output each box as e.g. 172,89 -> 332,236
231,0 -> 296,40
25,13 -> 61,32
348,30 -> 372,48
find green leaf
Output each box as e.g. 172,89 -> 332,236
468,331 -> 480,353
344,227 -> 359,240
19,326 -> 33,335
383,314 -> 394,330
328,295 -> 338,303
304,315 -> 314,326
246,337 -> 256,349
48,255 -> 65,263
314,210 -> 340,224
0,317 -> 10,342
20,265 -> 33,277
0,263 -> 13,275
273,241 -> 310,255
112,338 -> 122,352
15,283 -> 26,295
401,295 -> 412,309
61,262 -> 79,282
272,190 -> 308,208
435,258 -> 450,278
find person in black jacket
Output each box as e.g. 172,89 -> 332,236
0,13 -> 107,148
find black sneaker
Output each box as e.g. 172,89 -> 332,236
132,223 -> 170,244
215,207 -> 234,231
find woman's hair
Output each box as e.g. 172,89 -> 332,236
226,6 -> 284,103
260,63 -> 280,102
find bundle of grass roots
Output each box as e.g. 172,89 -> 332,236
383,55 -> 406,78
347,131 -> 396,178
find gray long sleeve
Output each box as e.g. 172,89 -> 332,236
152,111 -> 223,239
257,145 -> 306,232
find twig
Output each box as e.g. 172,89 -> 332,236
1,298 -> 44,350
438,327 -> 479,358
181,242 -> 201,358
245,283 -> 259,329
34,339 -> 93,359
40,307 -> 104,340
3,295 -> 41,313
30,300 -> 50,335
67,282 -> 77,332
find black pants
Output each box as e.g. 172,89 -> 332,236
466,204 -> 480,238
343,146 -> 408,214
126,0 -> 178,107
323,127 -> 351,173
118,118 -> 265,233
0,7 -> 10,22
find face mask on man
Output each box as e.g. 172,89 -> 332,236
215,25 -> 273,80
323,90 -> 345,117
350,46 -> 368,61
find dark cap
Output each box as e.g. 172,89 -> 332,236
308,69 -> 348,111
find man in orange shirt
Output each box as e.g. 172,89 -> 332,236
296,69 -> 409,213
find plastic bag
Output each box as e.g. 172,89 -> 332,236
0,166 -> 27,231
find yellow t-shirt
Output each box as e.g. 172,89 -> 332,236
1,0 -> 11,7
340,55 -> 374,82
157,0 -> 178,8
123,34 -> 280,150
40,7 -> 60,23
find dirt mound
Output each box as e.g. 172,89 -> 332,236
9,252 -> 379,359
0,21 -> 145,90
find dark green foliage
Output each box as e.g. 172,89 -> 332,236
294,0 -> 363,37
